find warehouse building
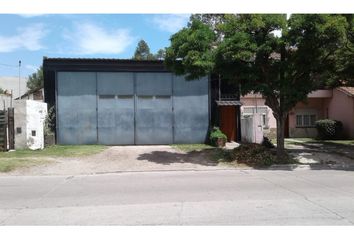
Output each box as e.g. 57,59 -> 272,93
43,58 -> 210,145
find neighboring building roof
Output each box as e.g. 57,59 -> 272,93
337,87 -> 354,97
43,57 -> 164,63
15,87 -> 43,100
216,100 -> 242,106
43,57 -> 168,72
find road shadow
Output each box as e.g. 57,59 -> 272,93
136,149 -> 218,166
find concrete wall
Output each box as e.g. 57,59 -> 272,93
241,113 -> 263,143
14,100 -> 47,150
241,95 -> 277,139
241,97 -> 277,129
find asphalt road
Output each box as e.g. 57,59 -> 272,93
1,169 -> 354,225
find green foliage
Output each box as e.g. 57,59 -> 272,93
209,127 -> 227,146
165,14 -> 352,156
171,144 -> 214,152
165,20 -> 216,79
155,48 -> 166,60
26,66 -> 43,91
133,40 -> 155,60
0,87 -> 5,94
315,119 -> 343,140
44,106 -> 56,136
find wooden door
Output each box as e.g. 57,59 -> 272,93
220,106 -> 236,142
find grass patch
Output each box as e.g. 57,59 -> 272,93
0,145 -> 107,159
0,158 -> 50,172
211,148 -> 233,162
170,144 -> 215,153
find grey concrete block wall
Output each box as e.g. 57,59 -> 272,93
56,71 -> 209,145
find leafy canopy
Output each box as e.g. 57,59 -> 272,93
132,39 -> 155,60
26,66 -> 43,91
165,14 -> 352,156
166,14 -> 351,112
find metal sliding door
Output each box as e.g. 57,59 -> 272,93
57,72 -> 97,144
173,75 -> 209,143
97,72 -> 134,145
135,72 -> 173,144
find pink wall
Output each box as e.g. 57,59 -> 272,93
241,96 -> 277,129
288,98 -> 327,138
241,90 -> 354,139
326,89 -> 354,138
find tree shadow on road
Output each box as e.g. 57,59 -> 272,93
136,149 -> 219,166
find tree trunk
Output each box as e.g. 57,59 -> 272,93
276,115 -> 286,160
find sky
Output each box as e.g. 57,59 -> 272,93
0,14 -> 190,78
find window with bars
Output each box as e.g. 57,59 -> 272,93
296,114 -> 316,127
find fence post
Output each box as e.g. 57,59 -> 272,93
8,107 -> 14,149
0,110 -> 7,151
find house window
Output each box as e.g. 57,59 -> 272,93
296,115 -> 302,126
261,114 -> 266,127
16,127 -> 22,134
32,130 -> 36,136
296,114 -> 316,127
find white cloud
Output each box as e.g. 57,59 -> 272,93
63,23 -> 135,55
18,14 -> 46,18
25,64 -> 39,72
151,14 -> 190,33
0,24 -> 47,52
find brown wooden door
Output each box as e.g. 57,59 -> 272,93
220,106 -> 236,142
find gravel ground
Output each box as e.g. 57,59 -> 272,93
3,145 -> 231,176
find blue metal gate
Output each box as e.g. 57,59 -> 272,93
97,72 -> 135,145
56,71 -> 209,145
57,72 -> 97,144
135,73 -> 173,144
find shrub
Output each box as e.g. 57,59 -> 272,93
209,127 -> 227,146
315,119 -> 343,140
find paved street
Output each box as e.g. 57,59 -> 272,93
1,169 -> 354,225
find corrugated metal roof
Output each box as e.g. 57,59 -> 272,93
43,57 -> 164,63
216,100 -> 243,106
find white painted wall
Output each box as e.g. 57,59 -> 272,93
241,113 -> 264,143
14,100 -> 47,150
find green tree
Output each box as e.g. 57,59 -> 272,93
334,14 -> 354,84
133,40 -> 155,60
155,48 -> 166,60
26,65 -> 43,91
0,88 -> 4,94
165,14 -> 351,159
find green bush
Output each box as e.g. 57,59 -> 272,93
209,127 -> 227,146
315,119 -> 343,140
